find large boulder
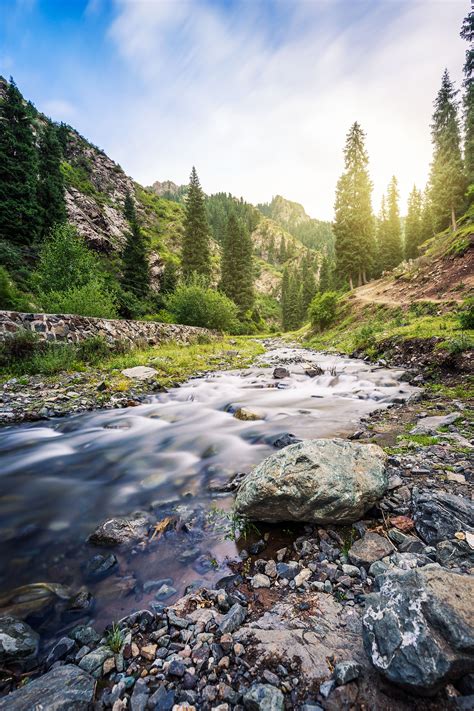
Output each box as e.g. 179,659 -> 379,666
362,565 -> 474,695
0,664 -> 95,710
0,616 -> 39,667
413,490 -> 474,544
234,439 -> 387,523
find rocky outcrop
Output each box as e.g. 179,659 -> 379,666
235,439 -> 387,523
362,566 -> 474,695
0,664 -> 96,710
0,310 -> 213,346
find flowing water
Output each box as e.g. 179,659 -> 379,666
0,346 -> 417,645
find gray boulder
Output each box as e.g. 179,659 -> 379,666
348,532 -> 394,567
88,510 -> 153,546
235,439 -> 387,523
243,683 -> 284,710
0,664 -> 95,710
362,565 -> 474,695
413,490 -> 474,544
0,616 -> 39,666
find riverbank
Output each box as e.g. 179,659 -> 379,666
0,336 -> 265,425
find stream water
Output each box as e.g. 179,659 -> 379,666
0,346 -> 417,646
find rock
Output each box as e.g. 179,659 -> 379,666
130,678 -> 149,711
333,660 -> 361,685
46,635 -> 76,666
276,561 -> 299,580
0,616 -> 39,666
140,643 -> 157,661
121,366 -> 158,380
0,664 -> 95,710
70,624 -> 100,647
305,366 -> 324,377
149,685 -> 175,710
271,433 -> 302,449
413,491 -> 474,545
436,540 -> 474,569
243,683 -> 285,710
348,532 -> 393,567
273,367 -> 290,379
84,553 -> 118,580
168,660 -> 186,677
155,584 -> 177,601
294,568 -> 312,587
78,645 -> 114,678
251,574 -> 271,589
410,412 -> 459,434
219,603 -> 247,634
88,510 -> 152,546
362,566 -> 474,695
233,407 -> 264,421
235,439 -> 387,523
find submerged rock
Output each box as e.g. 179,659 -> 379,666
235,439 -> 387,523
0,664 -> 95,710
0,616 -> 39,666
272,367 -> 290,379
413,490 -> 474,544
233,407 -> 264,421
362,565 -> 474,695
88,511 -> 153,546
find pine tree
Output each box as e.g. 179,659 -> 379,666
379,176 -> 403,270
0,77 -> 39,245
220,212 -> 254,313
121,192 -> 150,299
318,254 -> 333,293
267,234 -> 275,264
279,236 -> 287,263
429,70 -> 466,231
461,9 -> 474,191
182,167 -> 211,280
37,123 -> 67,240
374,195 -> 388,277
300,251 -> 317,314
334,122 -> 375,288
419,188 -> 435,244
405,185 -> 423,259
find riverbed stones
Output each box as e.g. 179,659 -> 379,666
348,532 -> 394,567
121,366 -> 158,381
235,439 -> 387,523
413,490 -> 474,544
0,615 -> 39,666
243,683 -> 285,710
0,664 -> 95,710
219,603 -> 247,634
233,407 -> 264,421
273,367 -> 290,379
88,510 -> 153,546
362,565 -> 474,695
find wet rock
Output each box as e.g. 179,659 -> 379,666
121,366 -> 158,381
233,407 -> 264,421
84,552 -> 117,580
348,532 -> 393,567
362,565 -> 474,695
130,678 -> 149,711
333,660 -> 361,685
235,439 -> 387,523
70,624 -> 100,647
305,366 -> 324,377
243,683 -> 284,710
155,584 -> 177,601
219,603 -> 247,634
46,635 -> 76,666
251,574 -> 271,589
271,433 -> 302,449
78,645 -> 114,678
276,561 -> 299,580
413,491 -> 474,545
0,616 -> 39,666
149,685 -> 175,710
273,367 -> 290,379
0,664 -> 95,710
436,540 -> 474,569
88,510 -> 153,546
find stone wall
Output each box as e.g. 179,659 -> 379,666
0,311 -> 213,346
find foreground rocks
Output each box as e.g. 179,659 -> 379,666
0,616 -> 39,667
363,566 -> 474,695
0,664 -> 95,710
235,438 -> 388,523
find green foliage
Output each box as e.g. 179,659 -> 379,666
106,623 -> 124,653
461,10 -> 474,190
257,195 -> 334,255
121,192 -> 150,300
182,167 -> 211,280
166,277 -> 238,331
281,266 -> 302,331
444,332 -> 474,354
0,77 -> 39,245
458,296 -> 474,329
41,280 -> 117,318
404,185 -> 424,260
36,223 -> 99,293
76,335 -> 113,363
334,122 -> 375,287
37,122 -> 67,240
308,291 -> 339,331
0,329 -> 45,368
378,176 -> 403,271
207,192 -> 260,244
0,266 -> 30,310
220,212 -> 254,312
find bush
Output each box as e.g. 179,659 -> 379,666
35,223 -> 100,293
41,281 -> 118,319
166,279 -> 238,331
308,291 -> 339,331
458,297 -> 474,330
76,335 -> 111,363
0,266 -> 31,311
0,329 -> 45,367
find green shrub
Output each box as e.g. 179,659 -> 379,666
0,329 -> 45,367
35,223 -> 100,293
444,333 -> 474,354
41,280 -> 118,319
166,279 -> 238,331
0,266 -> 30,311
76,335 -> 111,363
458,296 -> 474,330
308,291 -> 339,331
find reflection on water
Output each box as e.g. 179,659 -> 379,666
0,347 -> 417,642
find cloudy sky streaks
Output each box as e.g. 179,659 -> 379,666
0,0 -> 468,218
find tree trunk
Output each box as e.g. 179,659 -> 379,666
362,268 -> 367,284
451,205 -> 457,232
358,270 -> 363,287
349,275 -> 354,290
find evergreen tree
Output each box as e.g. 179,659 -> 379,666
374,195 -> 388,277
379,176 -> 403,270
267,234 -> 275,264
318,254 -> 333,293
220,212 -> 254,313
334,122 -> 375,288
420,188 -> 435,244
300,251 -> 317,314
429,70 -> 466,231
121,192 -> 150,299
0,77 -> 39,245
279,236 -> 287,263
37,123 -> 67,240
182,167 -> 211,280
281,266 -> 301,331
405,185 -> 423,259
461,9 -> 474,191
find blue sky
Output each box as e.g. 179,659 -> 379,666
0,0 -> 468,219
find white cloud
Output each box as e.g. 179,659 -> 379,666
105,0 -> 467,219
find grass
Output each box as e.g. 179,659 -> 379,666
106,623 -> 124,653
397,434 -> 440,446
